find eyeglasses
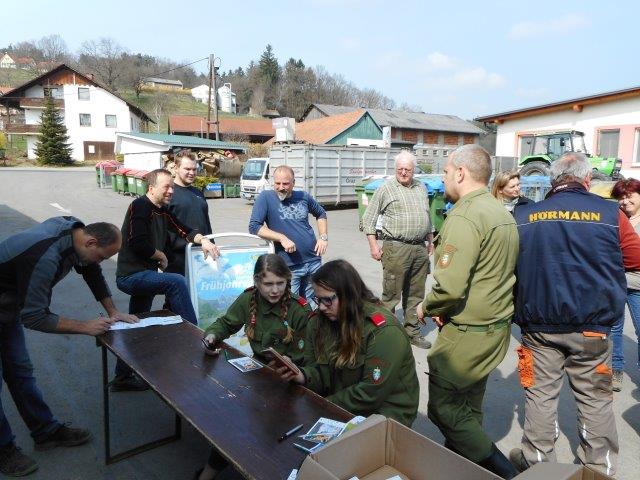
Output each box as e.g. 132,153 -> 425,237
313,293 -> 338,307
396,168 -> 413,173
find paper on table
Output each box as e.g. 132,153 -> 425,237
109,315 -> 183,330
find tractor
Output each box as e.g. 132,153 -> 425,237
519,130 -> 622,180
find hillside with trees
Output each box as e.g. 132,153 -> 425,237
1,36 -> 404,122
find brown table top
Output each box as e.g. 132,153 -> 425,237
99,311 -> 352,480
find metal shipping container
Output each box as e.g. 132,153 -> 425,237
269,144 -> 402,206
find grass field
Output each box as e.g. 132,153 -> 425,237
0,68 -> 38,87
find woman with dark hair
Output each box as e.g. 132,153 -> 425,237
278,259 -> 419,427
491,170 -> 532,212
610,178 -> 640,392
197,253 -> 312,480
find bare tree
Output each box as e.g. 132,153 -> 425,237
37,35 -> 69,63
152,93 -> 170,132
78,38 -> 125,90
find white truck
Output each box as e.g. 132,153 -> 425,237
240,157 -> 271,201
267,144 -> 402,206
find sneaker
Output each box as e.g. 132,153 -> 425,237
34,424 -> 92,451
612,370 -> 623,392
109,373 -> 150,392
509,448 -> 530,473
0,444 -> 38,477
410,336 -> 432,349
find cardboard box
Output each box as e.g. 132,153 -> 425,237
297,414 -> 502,480
512,462 -> 614,480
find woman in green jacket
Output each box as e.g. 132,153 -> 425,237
278,259 -> 419,427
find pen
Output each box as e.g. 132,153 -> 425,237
278,423 -> 304,442
293,443 -> 313,454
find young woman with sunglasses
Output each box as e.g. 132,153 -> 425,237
277,259 -> 420,427
197,253 -> 312,480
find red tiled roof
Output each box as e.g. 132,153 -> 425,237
15,57 -> 34,65
266,109 -> 367,145
168,115 -> 275,136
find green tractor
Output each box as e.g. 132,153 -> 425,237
519,130 -> 622,180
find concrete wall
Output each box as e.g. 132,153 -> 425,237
117,136 -> 166,171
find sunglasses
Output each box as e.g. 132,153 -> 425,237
313,293 -> 337,307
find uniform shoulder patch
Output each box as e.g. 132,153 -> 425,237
296,296 -> 308,306
438,244 -> 457,269
369,312 -> 386,327
244,286 -> 255,292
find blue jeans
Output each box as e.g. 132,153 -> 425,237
611,289 -> 640,371
115,270 -> 196,377
289,258 -> 322,309
0,318 -> 60,447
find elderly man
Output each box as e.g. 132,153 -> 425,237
0,217 -> 136,477
248,165 -> 328,307
417,145 -> 519,478
362,151 -> 433,349
509,153 -> 640,477
113,168 -> 219,391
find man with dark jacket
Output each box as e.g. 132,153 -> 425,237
0,217 -> 136,477
510,152 -> 640,476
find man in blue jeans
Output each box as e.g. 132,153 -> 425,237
0,218 -> 137,476
113,169 -> 219,391
248,165 -> 328,308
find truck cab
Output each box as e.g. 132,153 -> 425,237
240,157 -> 270,202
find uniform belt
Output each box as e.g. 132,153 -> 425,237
381,237 -> 425,245
450,318 -> 511,332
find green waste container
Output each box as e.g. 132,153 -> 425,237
125,170 -> 139,196
114,168 -> 131,194
223,184 -> 240,198
419,177 -> 446,233
135,170 -> 149,196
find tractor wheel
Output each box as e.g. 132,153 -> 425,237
591,171 -> 609,182
520,161 -> 550,176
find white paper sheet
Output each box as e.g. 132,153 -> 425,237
109,315 -> 183,330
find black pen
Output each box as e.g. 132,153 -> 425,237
278,423 -> 304,442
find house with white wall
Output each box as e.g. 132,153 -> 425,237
475,86 -> 640,178
0,64 -> 152,161
190,83 -> 236,113
0,53 -> 16,69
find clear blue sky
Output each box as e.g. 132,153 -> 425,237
2,0 -> 637,119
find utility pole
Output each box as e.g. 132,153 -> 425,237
212,57 -> 220,141
206,54 -> 213,140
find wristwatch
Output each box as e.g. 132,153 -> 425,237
319,234 -> 328,241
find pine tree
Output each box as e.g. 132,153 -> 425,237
34,95 -> 73,165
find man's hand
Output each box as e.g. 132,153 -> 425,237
417,301 -> 426,325
84,316 -> 115,336
427,242 -> 434,255
432,316 -> 445,328
152,250 -> 168,271
314,239 -> 328,256
202,334 -> 221,356
110,312 -> 139,324
201,239 -> 220,260
280,236 -> 296,253
370,243 -> 383,261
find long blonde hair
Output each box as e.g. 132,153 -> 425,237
491,170 -> 520,200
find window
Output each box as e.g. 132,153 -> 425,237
78,87 -> 90,100
443,150 -> 449,157
433,149 -> 439,156
598,129 -> 620,158
79,113 -> 91,127
519,135 -> 534,157
634,129 -> 640,164
105,114 -> 117,128
43,86 -> 60,98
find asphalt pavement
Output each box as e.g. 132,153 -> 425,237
0,168 -> 638,479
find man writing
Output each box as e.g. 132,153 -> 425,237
363,151 -> 433,349
248,165 -> 328,307
417,145 -> 519,479
112,169 -> 219,391
0,217 -> 136,477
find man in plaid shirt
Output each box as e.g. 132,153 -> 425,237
362,151 -> 433,349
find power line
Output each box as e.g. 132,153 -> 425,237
141,57 -> 208,80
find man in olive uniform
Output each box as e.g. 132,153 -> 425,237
417,144 -> 519,479
363,151 -> 433,349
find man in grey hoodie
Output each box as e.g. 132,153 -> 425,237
0,216 -> 136,477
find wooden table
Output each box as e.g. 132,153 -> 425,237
98,311 -> 352,479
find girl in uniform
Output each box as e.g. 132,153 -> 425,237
277,259 -> 419,427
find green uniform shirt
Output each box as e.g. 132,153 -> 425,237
301,301 -> 420,427
362,177 -> 432,241
424,188 -> 518,326
204,289 -> 312,365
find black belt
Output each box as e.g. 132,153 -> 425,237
381,237 -> 425,245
